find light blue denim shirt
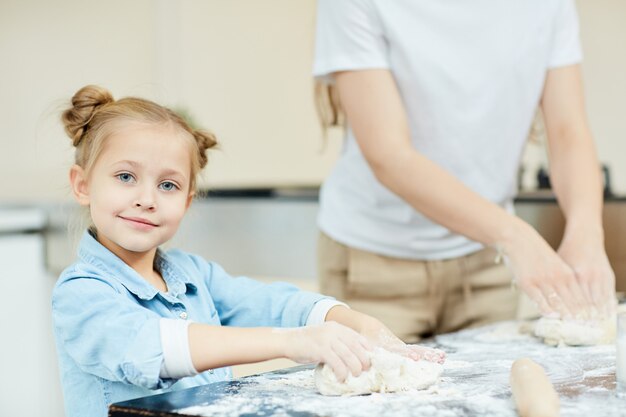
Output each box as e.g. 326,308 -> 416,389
52,231 -> 327,417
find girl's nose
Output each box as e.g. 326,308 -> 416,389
134,200 -> 156,210
134,189 -> 156,210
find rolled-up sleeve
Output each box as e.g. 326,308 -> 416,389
52,277 -> 172,390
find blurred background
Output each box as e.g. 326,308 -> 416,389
0,1 -> 625,416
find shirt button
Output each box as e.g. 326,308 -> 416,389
179,311 -> 188,320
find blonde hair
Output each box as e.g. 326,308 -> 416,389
61,85 -> 217,192
314,80 -> 344,133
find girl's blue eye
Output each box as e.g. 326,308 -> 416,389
159,181 -> 178,191
117,173 -> 135,183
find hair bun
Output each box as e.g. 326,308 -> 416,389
61,85 -> 114,146
193,130 -> 218,169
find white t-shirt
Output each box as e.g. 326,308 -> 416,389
313,0 -> 582,260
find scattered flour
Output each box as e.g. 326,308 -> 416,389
174,321 -> 620,417
473,321 -> 534,343
442,360 -> 472,370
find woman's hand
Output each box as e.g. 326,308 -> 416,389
405,344 -> 446,364
501,219 -> 592,319
279,322 -> 372,382
557,230 -> 616,318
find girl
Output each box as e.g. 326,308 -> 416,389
52,85 -> 444,417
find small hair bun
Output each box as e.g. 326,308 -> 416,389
61,85 -> 114,146
193,130 -> 218,169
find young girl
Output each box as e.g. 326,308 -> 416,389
52,85 -> 443,417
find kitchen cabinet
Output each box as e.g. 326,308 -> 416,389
0,207 -> 64,417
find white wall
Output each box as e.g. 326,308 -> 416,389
177,0 -> 342,190
0,0 -> 624,204
0,0 -> 160,203
0,0 -> 341,204
578,0 -> 626,193
522,0 -> 626,191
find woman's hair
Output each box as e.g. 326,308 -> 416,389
314,80 -> 344,133
61,85 -> 217,191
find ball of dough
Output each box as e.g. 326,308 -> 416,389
534,316 -> 615,346
314,348 -> 443,396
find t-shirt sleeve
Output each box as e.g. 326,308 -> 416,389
548,0 -> 583,68
313,0 -> 389,81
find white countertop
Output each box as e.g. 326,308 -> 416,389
0,207 -> 47,233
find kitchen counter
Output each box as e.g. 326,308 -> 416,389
515,189 -> 626,203
42,189 -> 626,288
109,321 -> 619,417
0,206 -> 47,233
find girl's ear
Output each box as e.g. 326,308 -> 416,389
69,165 -> 90,206
185,191 -> 194,210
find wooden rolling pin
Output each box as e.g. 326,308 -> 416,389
510,358 -> 560,417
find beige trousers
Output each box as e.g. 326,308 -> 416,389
317,232 -> 518,343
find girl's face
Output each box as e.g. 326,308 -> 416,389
71,122 -> 194,260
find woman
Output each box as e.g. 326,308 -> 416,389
313,0 -> 615,342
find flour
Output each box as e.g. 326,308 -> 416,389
314,348 -> 443,396
473,321 -> 534,343
442,360 -> 472,370
533,317 -> 615,346
174,321 -> 620,417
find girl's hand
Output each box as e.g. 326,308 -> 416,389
557,231 -> 616,318
280,322 -> 372,382
501,220 -> 591,319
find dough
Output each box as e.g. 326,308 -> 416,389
314,348 -> 443,396
534,316 -> 615,346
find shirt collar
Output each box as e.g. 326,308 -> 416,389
77,230 -> 197,300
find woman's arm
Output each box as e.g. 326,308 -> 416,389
541,64 -> 616,316
333,69 -> 589,318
